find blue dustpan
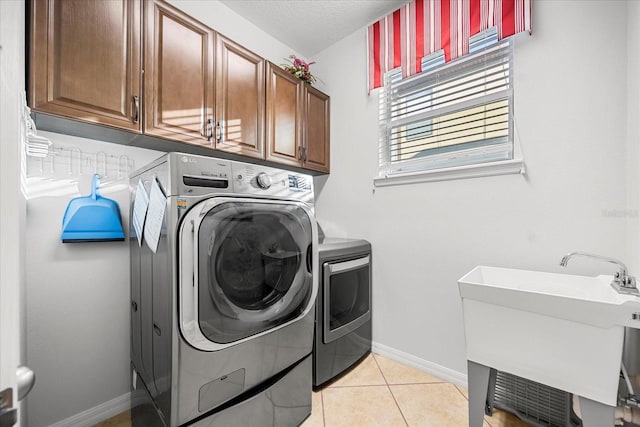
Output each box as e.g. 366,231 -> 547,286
61,174 -> 125,243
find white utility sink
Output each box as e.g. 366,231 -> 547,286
458,266 -> 640,406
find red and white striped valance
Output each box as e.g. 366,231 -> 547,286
367,0 -> 532,92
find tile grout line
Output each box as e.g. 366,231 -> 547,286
455,385 -> 495,427
387,385 -> 410,427
328,381 -> 446,388
326,383 -> 394,389
372,354 -> 409,427
454,385 -> 468,401
320,389 -> 326,427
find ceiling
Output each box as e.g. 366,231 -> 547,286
219,0 -> 407,58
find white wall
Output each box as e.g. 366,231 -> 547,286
627,1 -> 640,276
25,133 -> 160,427
313,0 -> 631,376
624,0 -> 640,382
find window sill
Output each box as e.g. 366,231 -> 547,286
373,158 -> 526,187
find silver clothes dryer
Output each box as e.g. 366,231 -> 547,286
129,153 -> 318,426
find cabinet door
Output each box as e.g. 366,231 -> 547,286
265,62 -> 303,168
144,0 -> 214,147
29,0 -> 142,132
215,36 -> 265,159
303,86 -> 330,173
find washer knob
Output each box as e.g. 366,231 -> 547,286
256,172 -> 271,189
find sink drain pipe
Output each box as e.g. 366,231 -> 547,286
618,362 -> 640,424
571,362 -> 640,426
571,397 -> 640,425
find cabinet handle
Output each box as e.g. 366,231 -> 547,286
216,121 -> 223,143
298,146 -> 303,161
303,146 -> 307,163
133,96 -> 139,124
206,118 -> 213,141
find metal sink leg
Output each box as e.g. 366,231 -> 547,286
467,360 -> 496,427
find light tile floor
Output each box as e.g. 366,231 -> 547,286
95,353 -> 532,427
302,353 -> 531,427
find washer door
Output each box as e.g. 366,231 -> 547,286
179,198 -> 315,350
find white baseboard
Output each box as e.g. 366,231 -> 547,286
49,392 -> 130,427
372,341 -> 468,388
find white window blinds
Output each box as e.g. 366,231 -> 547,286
378,36 -> 514,179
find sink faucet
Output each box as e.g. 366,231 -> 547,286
560,252 -> 638,295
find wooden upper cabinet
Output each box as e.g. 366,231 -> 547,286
303,86 -> 330,173
215,35 -> 265,159
265,62 -> 303,167
29,0 -> 142,132
265,61 -> 330,173
29,0 -> 330,173
144,0 -> 214,147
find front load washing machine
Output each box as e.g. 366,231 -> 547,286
129,153 -> 318,426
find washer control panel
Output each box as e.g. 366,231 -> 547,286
232,163 -> 313,204
168,153 -> 313,205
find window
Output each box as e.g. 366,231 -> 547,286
377,29 -> 522,185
